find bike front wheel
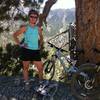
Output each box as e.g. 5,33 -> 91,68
43,60 -> 55,80
71,63 -> 100,100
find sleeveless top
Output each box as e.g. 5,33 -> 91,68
23,25 -> 39,50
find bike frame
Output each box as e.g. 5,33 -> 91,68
54,49 -> 79,74
48,42 -> 88,78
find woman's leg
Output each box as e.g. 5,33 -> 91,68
33,61 -> 43,80
22,61 -> 30,81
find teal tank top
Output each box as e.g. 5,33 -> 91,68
23,25 -> 39,50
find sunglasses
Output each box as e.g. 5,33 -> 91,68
30,16 -> 38,19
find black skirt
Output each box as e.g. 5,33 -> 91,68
20,47 -> 41,61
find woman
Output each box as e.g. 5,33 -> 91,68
13,9 -> 44,85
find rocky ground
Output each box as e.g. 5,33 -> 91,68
0,76 -> 76,100
0,76 -> 99,100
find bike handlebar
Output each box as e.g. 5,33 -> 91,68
48,42 -> 68,53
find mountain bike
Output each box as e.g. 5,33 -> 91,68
43,42 -> 100,100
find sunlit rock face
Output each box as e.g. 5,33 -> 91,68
75,0 -> 100,64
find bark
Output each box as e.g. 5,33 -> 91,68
75,0 -> 100,65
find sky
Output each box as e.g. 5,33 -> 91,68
51,0 -> 75,10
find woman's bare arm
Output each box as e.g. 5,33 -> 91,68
13,26 -> 26,45
38,27 -> 43,48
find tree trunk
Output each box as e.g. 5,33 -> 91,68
75,0 -> 100,65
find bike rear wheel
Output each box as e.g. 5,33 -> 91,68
71,63 -> 100,100
43,60 -> 55,80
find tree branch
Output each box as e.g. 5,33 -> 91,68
39,0 -> 57,26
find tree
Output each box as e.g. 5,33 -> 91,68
75,0 -> 100,65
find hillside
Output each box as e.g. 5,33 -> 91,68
45,8 -> 75,37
